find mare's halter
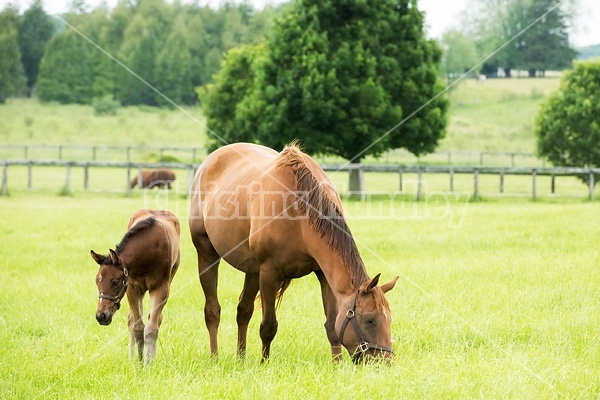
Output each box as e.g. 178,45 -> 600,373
98,266 -> 128,310
339,295 -> 395,362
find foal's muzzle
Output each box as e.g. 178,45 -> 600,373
96,311 -> 113,325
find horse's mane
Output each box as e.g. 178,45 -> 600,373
277,144 -> 368,288
115,217 -> 156,255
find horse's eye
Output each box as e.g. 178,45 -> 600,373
364,315 -> 376,325
111,279 -> 119,289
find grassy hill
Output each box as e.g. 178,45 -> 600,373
440,77 -> 560,153
0,77 -> 561,160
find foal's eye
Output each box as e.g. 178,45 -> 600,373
110,279 -> 119,289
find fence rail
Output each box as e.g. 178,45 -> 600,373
0,144 -> 545,167
1,159 -> 597,201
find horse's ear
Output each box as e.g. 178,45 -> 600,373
90,250 -> 104,265
380,276 -> 399,293
109,249 -> 121,266
360,273 -> 381,293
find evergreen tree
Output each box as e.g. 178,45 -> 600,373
18,0 -> 54,95
0,6 -> 26,102
155,17 -> 194,106
37,30 -> 94,104
117,0 -> 172,105
516,0 -> 576,76
204,0 -> 447,164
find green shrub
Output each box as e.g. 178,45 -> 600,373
92,95 -> 120,116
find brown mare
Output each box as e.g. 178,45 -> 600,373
189,143 -> 398,363
91,209 -> 181,364
130,168 -> 176,189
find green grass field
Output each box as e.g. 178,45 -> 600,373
1,192 -> 599,398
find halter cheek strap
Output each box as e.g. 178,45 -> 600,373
338,296 -> 395,362
98,267 -> 128,310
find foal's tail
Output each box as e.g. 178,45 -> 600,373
256,279 -> 292,310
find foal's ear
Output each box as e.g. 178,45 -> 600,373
108,249 -> 121,266
360,273 -> 381,293
90,250 -> 104,265
380,276 -> 399,293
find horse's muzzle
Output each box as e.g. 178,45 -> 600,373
96,312 -> 113,326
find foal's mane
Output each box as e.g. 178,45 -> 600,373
115,216 -> 156,255
277,144 -> 368,288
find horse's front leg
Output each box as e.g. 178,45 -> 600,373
126,289 -> 145,362
258,269 -> 279,363
145,283 -> 170,364
315,270 -> 342,362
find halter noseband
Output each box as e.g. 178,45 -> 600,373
339,295 -> 395,362
98,267 -> 128,310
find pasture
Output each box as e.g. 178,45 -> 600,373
1,191 -> 599,398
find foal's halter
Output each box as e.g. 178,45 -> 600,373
98,266 -> 128,310
339,295 -> 395,362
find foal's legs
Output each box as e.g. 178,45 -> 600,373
236,273 -> 260,357
194,236 -> 222,357
126,288 -> 145,361
144,282 -> 170,364
315,270 -> 342,362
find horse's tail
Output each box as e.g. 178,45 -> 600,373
255,279 -> 292,310
275,279 -> 292,310
130,176 -> 138,188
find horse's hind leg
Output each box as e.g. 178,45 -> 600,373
126,288 -> 145,362
145,282 -> 170,364
194,235 -> 222,357
236,273 -> 259,358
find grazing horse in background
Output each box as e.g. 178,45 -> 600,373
189,143 -> 398,363
130,168 -> 176,190
91,209 -> 181,364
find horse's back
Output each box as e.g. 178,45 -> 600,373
129,209 -> 180,268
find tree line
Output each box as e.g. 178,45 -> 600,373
440,0 -> 578,79
0,0 -> 278,106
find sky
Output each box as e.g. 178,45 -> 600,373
0,0 -> 598,47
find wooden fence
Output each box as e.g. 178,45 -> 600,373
1,160 -> 597,201
0,144 -> 545,167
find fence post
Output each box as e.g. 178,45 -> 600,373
126,165 -> 132,197
65,164 -> 71,195
473,169 -> 479,201
187,166 -> 194,194
84,163 -> 89,189
1,163 -> 7,197
449,169 -> 454,192
499,171 -> 504,193
417,169 -> 422,201
551,174 -> 555,194
399,170 -> 403,193
531,169 -> 537,201
28,162 -> 32,189
589,171 -> 595,201
138,167 -> 143,190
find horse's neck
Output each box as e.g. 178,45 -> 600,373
311,247 -> 359,298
